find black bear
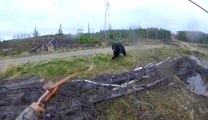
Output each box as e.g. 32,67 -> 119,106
111,42 -> 126,59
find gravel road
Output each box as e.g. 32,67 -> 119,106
0,45 -> 164,70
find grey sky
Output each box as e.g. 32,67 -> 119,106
0,0 -> 208,40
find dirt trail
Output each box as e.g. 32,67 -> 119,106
172,36 -> 197,51
0,45 -> 164,70
171,36 -> 208,57
178,41 -> 197,51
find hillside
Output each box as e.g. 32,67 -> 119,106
0,35 -> 77,56
0,27 -> 171,57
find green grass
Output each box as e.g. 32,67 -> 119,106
0,46 -> 199,80
1,46 -> 208,120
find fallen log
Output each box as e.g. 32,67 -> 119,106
0,56 -> 207,120
0,64 -> 164,120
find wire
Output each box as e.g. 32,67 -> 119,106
188,0 -> 208,14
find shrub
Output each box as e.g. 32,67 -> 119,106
77,34 -> 100,45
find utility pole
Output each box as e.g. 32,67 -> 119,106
58,24 -> 63,35
88,22 -> 90,35
33,26 -> 39,37
104,0 -> 110,40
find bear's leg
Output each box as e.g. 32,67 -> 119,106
112,51 -> 119,59
122,49 -> 126,56
119,45 -> 126,56
112,56 -> 117,59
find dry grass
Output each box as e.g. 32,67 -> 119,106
97,77 -> 208,120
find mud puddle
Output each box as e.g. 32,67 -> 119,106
187,73 -> 208,97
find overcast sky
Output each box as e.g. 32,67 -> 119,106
0,0 -> 208,40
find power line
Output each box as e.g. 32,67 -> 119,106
188,0 -> 208,14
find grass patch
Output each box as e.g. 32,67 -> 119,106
0,64 -> 22,80
0,47 -> 199,80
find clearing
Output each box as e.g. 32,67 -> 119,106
1,41 -> 208,120
0,45 -> 164,71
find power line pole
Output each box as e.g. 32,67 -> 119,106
88,22 -> 90,35
104,0 -> 110,40
58,24 -> 63,35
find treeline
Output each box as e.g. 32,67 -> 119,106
76,27 -> 172,46
0,27 -> 172,56
176,31 -> 208,43
83,27 -> 171,42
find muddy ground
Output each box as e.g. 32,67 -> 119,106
0,56 -> 208,120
